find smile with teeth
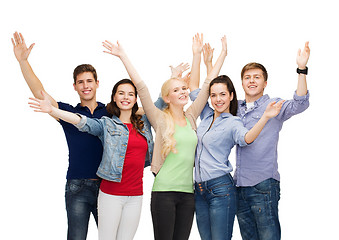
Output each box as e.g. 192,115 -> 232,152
83,90 -> 91,94
120,101 -> 130,105
215,103 -> 224,107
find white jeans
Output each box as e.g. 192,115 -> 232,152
98,190 -> 143,240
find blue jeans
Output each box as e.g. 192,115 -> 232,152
236,178 -> 281,240
194,174 -> 237,240
65,179 -> 101,240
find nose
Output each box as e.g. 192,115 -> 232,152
249,76 -> 255,83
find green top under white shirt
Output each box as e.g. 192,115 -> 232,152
152,118 -> 197,193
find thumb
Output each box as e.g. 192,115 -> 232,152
28,43 -> 35,52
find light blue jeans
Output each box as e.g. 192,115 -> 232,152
194,173 -> 237,240
236,178 -> 281,240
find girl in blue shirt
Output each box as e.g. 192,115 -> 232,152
190,40 -> 284,240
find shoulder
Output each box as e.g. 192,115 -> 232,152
57,101 -> 75,111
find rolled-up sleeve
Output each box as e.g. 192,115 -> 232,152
277,90 -> 310,121
74,114 -> 87,129
74,115 -> 104,137
233,118 -> 249,147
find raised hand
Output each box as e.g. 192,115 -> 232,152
296,41 -> 310,69
11,32 -> 35,62
28,91 -> 53,113
181,72 -> 191,86
170,63 -> 190,78
192,33 -> 203,55
221,35 -> 227,55
102,40 -> 126,58
264,100 -> 285,119
203,43 -> 214,67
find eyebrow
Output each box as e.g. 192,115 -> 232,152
76,78 -> 94,82
117,90 -> 135,94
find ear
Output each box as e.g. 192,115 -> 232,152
73,83 -> 76,91
133,95 -> 137,104
163,95 -> 170,104
96,79 -> 100,88
263,81 -> 267,90
230,92 -> 234,101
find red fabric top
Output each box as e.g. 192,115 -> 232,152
100,123 -> 148,196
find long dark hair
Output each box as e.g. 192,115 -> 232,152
106,79 -> 144,133
209,75 -> 238,116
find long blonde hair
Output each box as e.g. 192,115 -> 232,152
160,78 -> 179,158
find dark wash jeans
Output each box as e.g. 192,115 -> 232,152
195,173 -> 236,240
237,178 -> 281,240
151,191 -> 195,240
65,179 -> 101,240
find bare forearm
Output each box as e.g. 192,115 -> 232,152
189,53 -> 201,91
205,62 -> 213,75
19,60 -> 45,98
206,50 -> 226,80
50,107 -> 81,125
244,115 -> 269,144
119,54 -> 143,85
296,73 -> 308,96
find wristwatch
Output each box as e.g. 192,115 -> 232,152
297,66 -> 308,75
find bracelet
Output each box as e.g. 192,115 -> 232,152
297,66 -> 308,75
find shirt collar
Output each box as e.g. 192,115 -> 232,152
240,94 -> 270,108
206,110 -> 233,119
75,102 -> 105,110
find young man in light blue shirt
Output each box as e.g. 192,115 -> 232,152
235,42 -> 310,240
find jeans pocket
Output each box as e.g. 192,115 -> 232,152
210,183 -> 235,197
253,179 -> 274,194
65,180 -> 85,196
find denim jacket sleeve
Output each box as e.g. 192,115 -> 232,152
154,94 -> 167,110
74,115 -> 105,137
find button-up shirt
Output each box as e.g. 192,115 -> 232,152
235,91 -> 310,186
190,90 -> 248,183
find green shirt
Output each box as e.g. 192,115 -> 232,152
152,118 -> 197,193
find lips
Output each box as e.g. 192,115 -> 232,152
120,101 -> 131,106
214,102 -> 224,108
82,90 -> 91,94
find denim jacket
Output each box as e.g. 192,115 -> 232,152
75,114 -> 154,182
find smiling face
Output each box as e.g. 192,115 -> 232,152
113,83 -> 137,111
162,79 -> 189,107
73,72 -> 99,102
242,68 -> 267,102
210,83 -> 233,117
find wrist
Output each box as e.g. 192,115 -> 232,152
297,66 -> 308,75
18,59 -> 28,64
262,113 -> 271,121
221,49 -> 227,56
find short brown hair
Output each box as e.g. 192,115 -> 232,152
73,64 -> 97,84
241,62 -> 268,81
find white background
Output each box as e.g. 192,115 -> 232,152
1,0 -> 338,239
